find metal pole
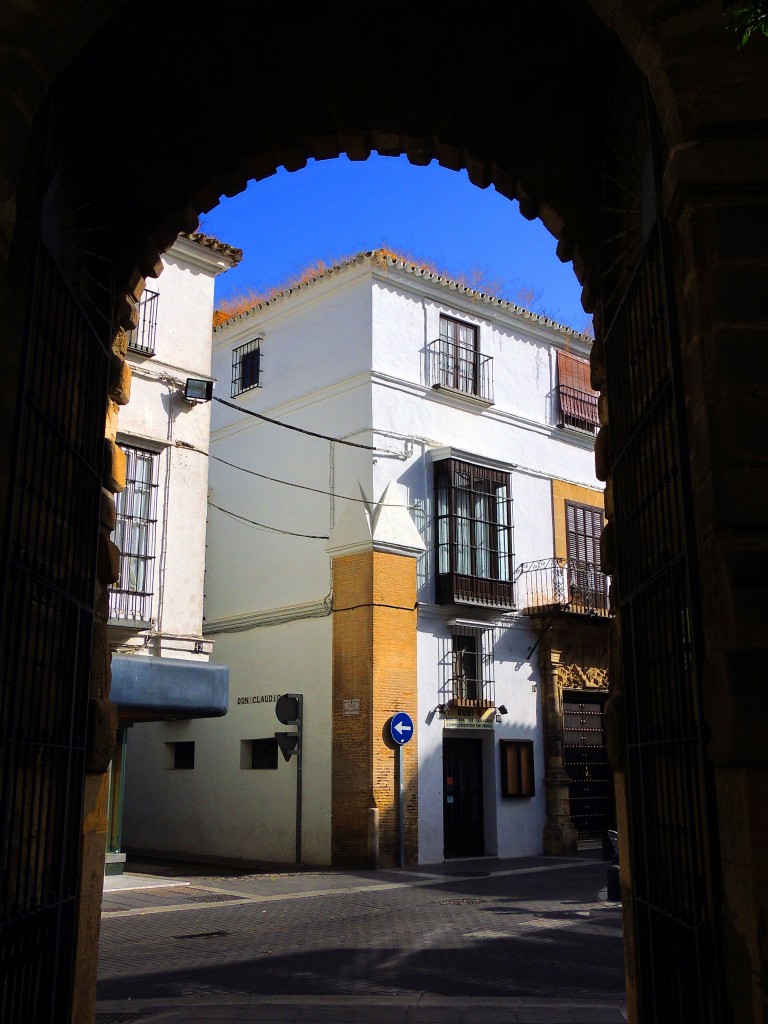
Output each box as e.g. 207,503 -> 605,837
296,694 -> 303,865
398,743 -> 404,868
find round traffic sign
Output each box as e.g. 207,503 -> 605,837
390,711 -> 414,745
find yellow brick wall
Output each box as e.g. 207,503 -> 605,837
331,550 -> 419,867
551,479 -> 604,560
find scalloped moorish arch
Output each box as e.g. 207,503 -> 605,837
1,3 -> 767,1024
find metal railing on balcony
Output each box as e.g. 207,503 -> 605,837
427,337 -> 493,403
446,673 -> 496,711
513,557 -> 610,617
556,384 -> 599,433
127,288 -> 159,355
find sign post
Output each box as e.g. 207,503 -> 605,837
275,693 -> 303,864
389,712 -> 414,868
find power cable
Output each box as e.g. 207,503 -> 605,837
213,396 -> 377,450
208,499 -> 329,540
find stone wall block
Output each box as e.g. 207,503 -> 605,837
117,293 -> 138,332
100,487 -> 116,531
590,336 -> 606,390
711,467 -> 768,533
600,519 -> 616,576
97,531 -> 120,586
104,398 -> 120,443
598,392 -> 609,427
103,438 -> 126,494
85,697 -> 118,774
594,425 -> 611,482
109,352 -> 131,405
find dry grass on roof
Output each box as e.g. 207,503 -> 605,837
212,245 -> 567,330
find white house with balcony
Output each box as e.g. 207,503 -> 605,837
121,249 -> 613,870
106,231 -> 241,873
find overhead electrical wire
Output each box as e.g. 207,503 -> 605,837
176,441 -> 416,509
210,452 -> 413,508
213,396 -> 377,450
208,501 -> 329,540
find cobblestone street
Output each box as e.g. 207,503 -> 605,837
96,853 -> 627,1023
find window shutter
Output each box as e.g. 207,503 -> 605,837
566,501 -> 603,567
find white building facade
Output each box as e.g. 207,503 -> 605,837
123,250 -> 612,869
108,232 -> 241,873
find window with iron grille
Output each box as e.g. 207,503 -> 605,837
555,350 -> 599,433
231,338 -> 261,397
427,315 -> 493,402
126,288 -> 159,356
435,458 -> 514,607
565,501 -> 607,613
448,625 -> 496,709
109,444 -> 159,623
500,740 -> 535,797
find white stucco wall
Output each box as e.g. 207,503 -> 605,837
127,254 -> 603,868
123,614 -> 332,865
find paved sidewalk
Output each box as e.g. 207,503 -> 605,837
96,854 -> 627,1024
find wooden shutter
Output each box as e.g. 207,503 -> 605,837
566,501 -> 603,567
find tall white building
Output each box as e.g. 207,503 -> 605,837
122,250 -> 613,869
106,232 -> 241,873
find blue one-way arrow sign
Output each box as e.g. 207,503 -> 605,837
390,711 -> 414,745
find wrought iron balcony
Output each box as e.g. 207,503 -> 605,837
513,557 -> 610,617
127,288 -> 159,356
556,384 -> 599,433
427,337 -> 493,403
445,675 -> 496,712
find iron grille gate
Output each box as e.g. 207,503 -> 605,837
0,244 -> 110,1023
600,68 -> 729,1023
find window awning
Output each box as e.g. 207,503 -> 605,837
556,351 -> 598,426
110,655 -> 228,723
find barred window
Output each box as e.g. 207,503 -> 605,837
435,458 -> 514,607
109,444 -> 159,622
449,625 -> 496,708
231,339 -> 261,397
126,288 -> 159,356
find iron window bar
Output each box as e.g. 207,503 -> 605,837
513,556 -> 610,617
126,288 -> 159,356
231,338 -> 262,397
435,458 -> 514,607
441,624 -> 497,712
108,445 -> 159,623
556,384 -> 599,433
427,337 -> 493,403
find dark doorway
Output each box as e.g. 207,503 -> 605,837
563,691 -> 615,841
443,737 -> 485,858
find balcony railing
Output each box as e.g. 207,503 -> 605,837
427,338 -> 493,403
446,675 -> 496,712
556,384 -> 599,434
513,557 -> 610,617
127,288 -> 159,356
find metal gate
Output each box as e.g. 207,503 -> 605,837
600,64 -> 729,1022
563,691 -> 614,841
0,243 -> 110,1022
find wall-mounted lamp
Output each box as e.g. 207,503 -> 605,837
184,378 -> 213,402
497,705 -> 508,715
435,703 -> 447,714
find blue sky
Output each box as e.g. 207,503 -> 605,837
198,154 -> 591,334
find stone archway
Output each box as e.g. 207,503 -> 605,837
1,3 -> 767,1023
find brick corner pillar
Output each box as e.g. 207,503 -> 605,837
329,546 -> 420,869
